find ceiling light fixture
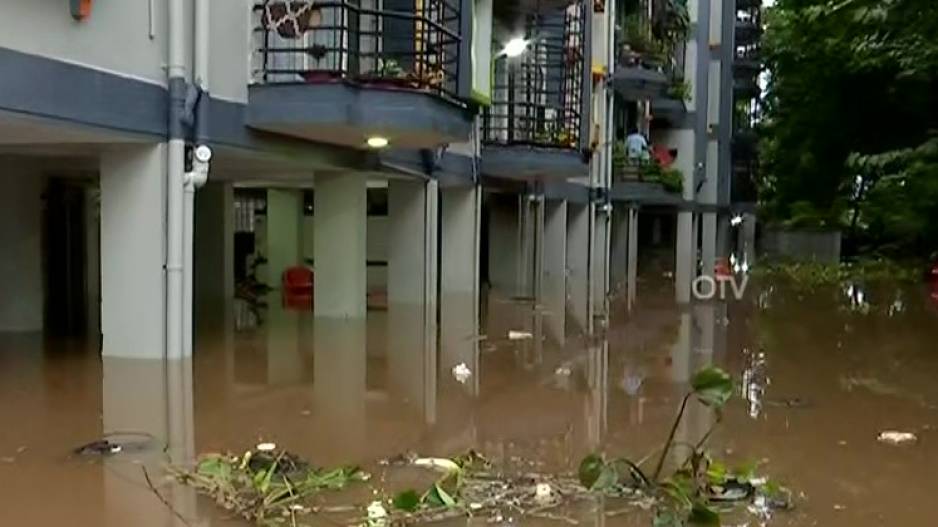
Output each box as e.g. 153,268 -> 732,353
366,136 -> 389,149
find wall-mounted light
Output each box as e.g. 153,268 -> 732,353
501,37 -> 529,58
366,136 -> 389,149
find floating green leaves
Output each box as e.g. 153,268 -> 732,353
392,490 -> 421,512
170,448 -> 369,524
691,367 -> 734,409
578,454 -> 606,489
688,502 -> 721,526
426,483 -> 457,508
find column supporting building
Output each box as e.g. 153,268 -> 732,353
100,144 -> 167,359
542,199 -> 568,344
314,172 -> 367,319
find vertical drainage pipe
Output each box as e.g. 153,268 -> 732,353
167,0 -> 187,361
182,0 -> 212,358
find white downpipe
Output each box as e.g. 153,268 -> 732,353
194,0 -> 210,88
182,0 -> 212,358
167,0 -> 187,361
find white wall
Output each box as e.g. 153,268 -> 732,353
0,0 -> 188,86
100,144 -> 167,359
0,169 -> 43,332
210,0 -> 252,102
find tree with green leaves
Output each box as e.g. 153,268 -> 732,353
759,0 -> 938,257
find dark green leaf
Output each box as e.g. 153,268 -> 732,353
425,483 -> 457,508
578,454 -> 605,489
653,510 -> 683,527
393,490 -> 421,512
688,502 -> 721,526
592,464 -> 620,491
691,367 -> 734,408
196,456 -> 232,479
706,460 -> 728,485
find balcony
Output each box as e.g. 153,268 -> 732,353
247,0 -> 473,150
481,1 -> 591,181
735,9 -> 763,45
612,1 -> 688,101
734,45 -> 761,78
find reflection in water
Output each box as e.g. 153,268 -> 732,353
741,347 -> 768,419
2,281 -> 938,526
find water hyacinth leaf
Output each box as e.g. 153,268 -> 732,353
592,464 -> 620,491
653,510 -> 683,527
688,502 -> 721,526
393,490 -> 421,512
578,454 -> 605,489
706,460 -> 728,485
691,367 -> 734,408
196,455 -> 232,479
426,483 -> 457,508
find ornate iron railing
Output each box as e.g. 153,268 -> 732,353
252,0 -> 463,99
482,2 -> 587,150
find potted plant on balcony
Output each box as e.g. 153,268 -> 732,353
619,14 -> 668,69
667,79 -> 691,101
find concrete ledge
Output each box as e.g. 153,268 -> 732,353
0,46 -> 166,138
481,145 -> 588,181
611,66 -> 669,101
248,83 -> 473,149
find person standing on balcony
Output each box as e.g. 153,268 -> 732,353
625,128 -> 650,163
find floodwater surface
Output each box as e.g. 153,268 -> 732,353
1,279 -> 937,526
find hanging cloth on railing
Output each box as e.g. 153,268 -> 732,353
261,1 -> 322,39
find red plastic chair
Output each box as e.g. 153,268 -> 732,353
715,258 -> 733,278
282,266 -> 314,310
929,263 -> 938,281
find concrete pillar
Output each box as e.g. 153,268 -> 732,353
265,188 -> 303,288
716,213 -> 731,260
388,179 -> 438,416
701,212 -> 717,279
627,207 -> 639,311
440,186 -> 481,385
566,203 -> 590,332
592,208 -> 610,323
313,319 -> 367,459
675,211 -> 694,304
314,173 -> 367,319
389,306 -> 437,424
610,205 -> 628,293
519,194 -> 541,299
84,187 -> 101,338
102,357 -> 196,526
195,181 -> 234,327
0,167 -> 43,332
542,200 -> 568,344
388,179 -> 434,307
100,145 -> 166,358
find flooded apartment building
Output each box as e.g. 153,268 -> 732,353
0,1 -> 804,526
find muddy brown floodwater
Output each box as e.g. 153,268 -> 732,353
1,278 -> 937,526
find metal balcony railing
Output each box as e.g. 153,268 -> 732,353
482,2 -> 586,150
252,0 -> 463,99
735,6 -> 762,45
616,0 -> 688,80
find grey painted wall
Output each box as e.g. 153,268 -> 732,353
0,169 -> 43,332
0,0 -> 189,86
